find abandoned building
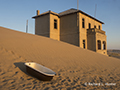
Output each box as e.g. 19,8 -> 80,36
32,8 -> 107,55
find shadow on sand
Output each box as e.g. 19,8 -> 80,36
14,62 -> 28,75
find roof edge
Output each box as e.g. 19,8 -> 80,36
32,10 -> 59,18
59,9 -> 104,24
32,9 -> 104,24
78,10 -> 104,24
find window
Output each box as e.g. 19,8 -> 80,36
103,41 -> 106,50
94,25 -> 96,28
97,40 -> 101,50
54,19 -> 57,29
83,40 -> 85,49
82,18 -> 85,28
88,23 -> 91,29
99,25 -> 100,30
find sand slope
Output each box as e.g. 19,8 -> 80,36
0,26 -> 120,90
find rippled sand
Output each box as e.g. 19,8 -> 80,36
0,26 -> 120,90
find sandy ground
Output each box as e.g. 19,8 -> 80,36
0,26 -> 120,90
107,50 -> 120,59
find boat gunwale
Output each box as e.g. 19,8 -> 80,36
24,62 -> 56,76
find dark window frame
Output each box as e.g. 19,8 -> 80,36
99,25 -> 100,30
103,41 -> 106,50
94,25 -> 96,28
97,40 -> 101,50
82,18 -> 85,28
88,23 -> 91,29
83,40 -> 85,49
54,19 -> 57,29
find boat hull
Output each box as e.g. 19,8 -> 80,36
25,62 -> 56,81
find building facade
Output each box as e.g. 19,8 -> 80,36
32,8 -> 107,55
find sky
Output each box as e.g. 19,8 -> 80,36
0,0 -> 120,49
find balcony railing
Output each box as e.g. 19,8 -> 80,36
87,28 -> 106,35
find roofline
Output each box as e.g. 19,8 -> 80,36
32,10 -> 59,18
78,10 -> 104,24
32,10 -> 104,24
59,10 -> 104,24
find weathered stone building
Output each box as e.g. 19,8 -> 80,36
32,8 -> 107,55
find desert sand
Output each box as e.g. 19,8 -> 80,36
0,26 -> 120,90
108,50 -> 120,59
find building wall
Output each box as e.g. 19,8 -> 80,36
87,32 -> 96,51
96,33 -> 107,55
60,13 -> 79,46
79,13 -> 87,49
79,12 -> 103,49
49,14 -> 60,41
35,14 -> 50,37
34,11 -> 107,55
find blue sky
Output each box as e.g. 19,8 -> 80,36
0,0 -> 120,49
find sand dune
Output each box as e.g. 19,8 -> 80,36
0,26 -> 120,89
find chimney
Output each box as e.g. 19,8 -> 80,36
37,10 -> 40,15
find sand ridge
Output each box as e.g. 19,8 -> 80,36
0,26 -> 120,89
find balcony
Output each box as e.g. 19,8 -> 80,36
87,28 -> 106,35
